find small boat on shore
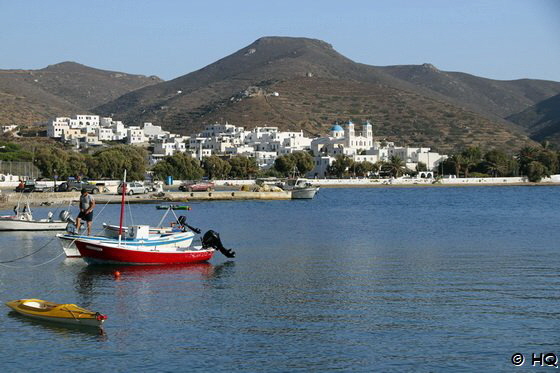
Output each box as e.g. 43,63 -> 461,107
5,299 -> 107,327
0,202 -> 72,231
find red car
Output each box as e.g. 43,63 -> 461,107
179,181 -> 215,192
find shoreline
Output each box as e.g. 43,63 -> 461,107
319,182 -> 560,188
1,181 -> 558,209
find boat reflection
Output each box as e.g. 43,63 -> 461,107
77,261 -> 216,278
7,311 -> 107,339
74,261 -> 236,298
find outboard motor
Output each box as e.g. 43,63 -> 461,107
202,230 -> 235,258
59,210 -> 75,225
177,215 -> 201,234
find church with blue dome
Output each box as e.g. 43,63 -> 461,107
309,120 -> 447,178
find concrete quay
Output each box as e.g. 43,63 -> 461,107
0,190 -> 292,209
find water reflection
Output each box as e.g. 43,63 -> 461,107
7,312 -> 107,340
74,261 -> 236,298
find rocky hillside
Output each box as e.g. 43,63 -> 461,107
379,64 -> 560,120
95,37 -> 560,152
507,93 -> 560,145
0,62 -> 161,126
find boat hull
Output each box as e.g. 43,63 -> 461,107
58,230 -> 195,258
0,218 -> 68,231
75,240 -> 214,265
5,299 -> 105,327
291,187 -> 319,199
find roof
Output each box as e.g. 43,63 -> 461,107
330,124 -> 344,132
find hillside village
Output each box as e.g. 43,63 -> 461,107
45,114 -> 447,178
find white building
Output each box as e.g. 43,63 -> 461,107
143,122 -> 169,140
254,151 -> 278,169
2,125 -> 18,133
126,126 -> 147,144
48,115 -> 133,144
47,117 -> 71,138
309,121 -> 446,178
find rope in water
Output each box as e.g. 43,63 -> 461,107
0,250 -> 66,269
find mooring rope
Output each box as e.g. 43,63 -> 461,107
0,197 -> 112,265
0,250 -> 66,269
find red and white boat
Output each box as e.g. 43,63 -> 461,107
73,171 -> 234,265
74,237 -> 214,265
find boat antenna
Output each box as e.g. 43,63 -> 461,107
118,170 -> 127,244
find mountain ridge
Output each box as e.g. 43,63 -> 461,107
0,62 -> 162,127
95,36 -> 560,151
2,37 -> 560,151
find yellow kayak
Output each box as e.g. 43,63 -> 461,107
6,299 -> 107,327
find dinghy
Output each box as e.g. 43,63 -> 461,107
5,299 -> 107,327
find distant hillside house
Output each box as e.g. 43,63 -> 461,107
2,125 -> 18,133
47,114 -> 137,146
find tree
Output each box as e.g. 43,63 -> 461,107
537,149 -> 559,175
291,151 -> 314,176
273,154 -> 296,176
461,146 -> 482,178
371,161 -> 383,177
274,151 -> 314,176
34,146 -> 71,178
354,161 -> 374,177
202,156 -> 231,179
447,154 -> 464,177
228,156 -> 258,179
385,156 -> 406,178
152,152 -> 204,180
517,146 -> 538,175
526,161 -> 548,182
328,155 -> 354,178
93,145 -> 147,180
416,161 -> 427,172
482,149 -> 510,177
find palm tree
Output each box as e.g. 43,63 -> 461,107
387,156 -> 406,178
449,154 -> 464,177
461,146 -> 482,178
371,161 -> 383,177
517,146 -> 538,175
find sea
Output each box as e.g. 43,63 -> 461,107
1,185 -> 559,372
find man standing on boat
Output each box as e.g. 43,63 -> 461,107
76,188 -> 95,236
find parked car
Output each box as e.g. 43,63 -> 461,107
15,180 -> 53,193
117,181 -> 149,195
56,180 -> 100,194
179,180 -> 215,192
143,180 -> 161,192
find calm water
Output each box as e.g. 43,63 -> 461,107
1,186 -> 560,372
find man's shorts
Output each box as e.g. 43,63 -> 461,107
77,211 -> 94,222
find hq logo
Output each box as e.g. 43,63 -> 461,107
512,353 -> 559,368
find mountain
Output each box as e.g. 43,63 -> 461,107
507,93 -> 560,145
0,62 -> 161,127
378,64 -> 560,120
95,37 -> 560,152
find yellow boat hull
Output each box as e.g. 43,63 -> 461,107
6,299 -> 107,327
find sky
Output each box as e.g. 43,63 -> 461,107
1,0 -> 559,82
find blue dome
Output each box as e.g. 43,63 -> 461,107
330,124 -> 344,132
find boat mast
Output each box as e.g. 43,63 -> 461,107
118,170 -> 127,243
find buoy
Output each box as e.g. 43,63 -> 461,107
114,270 -> 121,279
